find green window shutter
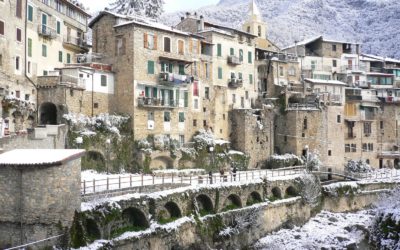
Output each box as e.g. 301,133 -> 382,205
28,39 -> 32,57
145,86 -> 150,97
161,89 -> 165,100
218,67 -> 222,79
169,63 -> 173,73
230,48 -> 234,56
179,112 -> 185,122
152,87 -> 157,98
239,49 -> 243,62
161,62 -> 165,72
57,21 -> 61,34
58,51 -> 62,62
169,90 -> 174,105
27,5 -> 33,22
184,92 -> 188,107
148,60 -> 155,74
176,90 -> 180,102
179,64 -> 185,75
238,72 -> 242,79
249,74 -> 253,84
67,53 -> 71,63
248,51 -> 252,63
42,44 -> 47,57
217,44 -> 222,57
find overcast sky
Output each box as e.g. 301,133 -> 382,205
79,0 -> 219,13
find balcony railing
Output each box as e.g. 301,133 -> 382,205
159,73 -> 192,86
302,65 -> 332,72
76,53 -> 103,63
38,24 -> 57,39
137,97 -> 178,108
318,92 -> 342,104
228,78 -> 243,88
227,55 -> 242,65
64,36 -> 87,48
370,67 -> 385,73
340,65 -> 366,72
59,75 -> 86,89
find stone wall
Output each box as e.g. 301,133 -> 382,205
230,108 -> 275,169
0,157 -> 81,249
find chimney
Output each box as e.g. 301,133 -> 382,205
186,12 -> 190,18
181,16 -> 184,21
194,12 -> 197,18
199,15 -> 205,31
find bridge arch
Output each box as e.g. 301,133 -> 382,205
271,187 -> 282,199
223,194 -> 242,211
246,191 -> 263,205
285,186 -> 298,197
195,194 -> 214,215
122,207 -> 149,229
163,201 -> 182,219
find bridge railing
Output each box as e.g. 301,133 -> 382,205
81,166 -> 306,196
317,166 -> 400,180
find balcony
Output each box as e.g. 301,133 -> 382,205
59,75 -> 86,89
63,36 -> 89,52
228,78 -> 243,88
137,97 -> 178,109
159,73 -> 192,87
302,65 -> 332,72
340,65 -> 366,73
318,92 -> 342,105
38,24 -> 57,39
227,55 -> 242,65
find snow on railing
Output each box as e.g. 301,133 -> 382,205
81,166 -> 306,196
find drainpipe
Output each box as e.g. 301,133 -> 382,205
24,0 -> 39,123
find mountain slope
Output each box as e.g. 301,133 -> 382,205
162,0 -> 400,58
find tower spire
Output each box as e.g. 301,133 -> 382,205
249,0 -> 262,21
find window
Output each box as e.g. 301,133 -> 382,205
67,53 -> 71,63
94,103 -> 99,109
279,66 -> 284,77
15,56 -> 20,70
101,75 -> 107,86
193,61 -> 198,76
178,64 -> 185,75
191,39 -> 198,54
332,59 -> 337,67
238,72 -> 242,80
328,150 -> 331,156
345,144 -> 351,153
218,67 -> 223,79
16,0 -> 22,18
16,28 -> 21,42
43,70 -> 48,76
241,97 -> 244,108
337,115 -> 341,123
0,54 -> 2,67
25,94 -> 30,101
161,62 -> 173,73
223,114 -> 226,120
144,33 -> 157,50
258,25 -> 262,37
179,112 -> 185,123
27,61 -> 31,73
116,37 -> 126,56
351,144 -> 357,152
232,94 -> 236,103
178,40 -> 184,55
58,51 -> 62,62
364,122 -> 372,135
230,48 -> 234,56
332,44 -> 337,51
28,39 -> 32,57
148,61 -> 155,74
193,80 -> 199,96
380,121 -> 384,130
205,87 -> 209,99
249,74 -> 253,84
239,49 -> 243,62
303,117 -> 307,129
15,91 -> 20,98
362,143 -> 374,152
179,135 -> 185,146
184,92 -> 188,107
42,44 -> 47,57
27,5 -> 33,22
164,112 -> 171,122
217,43 -> 222,57
0,21 -> 4,35
147,111 -> 154,121
245,91 -> 249,99
248,51 -> 252,63
288,67 -> 296,76
57,21 -> 61,34
163,37 -> 171,52
193,119 -> 197,127
311,61 -> 316,70
194,98 -> 199,109
205,63 -> 210,79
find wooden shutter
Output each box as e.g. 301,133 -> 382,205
154,34 -> 158,50
143,33 -> 148,48
16,0 -> 22,18
189,39 -> 193,53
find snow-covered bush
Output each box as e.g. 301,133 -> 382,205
371,187 -> 400,249
193,129 -> 215,151
303,150 -> 322,171
264,154 -> 303,169
295,173 -> 321,206
109,0 -> 164,19
345,160 -> 372,173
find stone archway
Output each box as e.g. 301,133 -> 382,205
223,194 -> 242,211
271,187 -> 282,199
285,186 -> 298,198
39,102 -> 57,125
121,207 -> 149,230
81,150 -> 106,172
195,194 -> 214,215
246,191 -> 263,205
150,155 -> 174,170
158,201 -> 182,224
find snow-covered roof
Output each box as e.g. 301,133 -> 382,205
203,21 -> 257,38
305,78 -> 347,86
283,35 -> 360,50
0,149 -> 85,167
198,28 -> 234,37
362,54 -> 400,64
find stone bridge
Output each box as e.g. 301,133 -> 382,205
79,179 -> 301,240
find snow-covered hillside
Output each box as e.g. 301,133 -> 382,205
162,0 -> 400,58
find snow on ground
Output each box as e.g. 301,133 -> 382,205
253,210 -> 375,250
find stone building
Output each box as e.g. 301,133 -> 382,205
0,149 -> 84,249
37,62 -> 114,123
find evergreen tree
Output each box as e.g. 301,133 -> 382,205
109,0 -> 164,19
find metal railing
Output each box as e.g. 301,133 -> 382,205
60,74 -> 86,89
81,167 -> 306,196
37,24 -> 57,38
63,35 -> 87,48
137,96 -> 178,108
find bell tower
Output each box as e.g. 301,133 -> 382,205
242,0 -> 267,39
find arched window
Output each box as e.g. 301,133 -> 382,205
258,26 -> 262,37
247,26 -> 251,33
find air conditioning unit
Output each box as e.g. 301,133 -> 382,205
148,120 -> 155,130
77,55 -> 87,63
